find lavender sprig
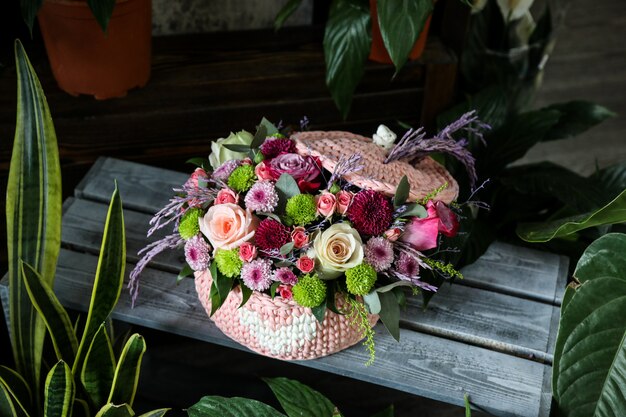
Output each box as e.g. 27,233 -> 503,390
388,270 -> 439,292
128,233 -> 184,306
327,153 -> 364,189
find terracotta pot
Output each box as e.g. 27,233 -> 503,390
38,0 -> 152,99
369,0 -> 431,64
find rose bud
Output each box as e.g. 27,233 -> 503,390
296,255 -> 315,273
291,227 -> 309,249
238,242 -> 257,262
215,188 -> 238,205
316,192 -> 337,218
384,227 -> 402,242
335,190 -> 353,215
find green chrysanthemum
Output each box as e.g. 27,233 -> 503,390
214,248 -> 243,278
345,264 -> 377,296
178,208 -> 202,240
227,164 -> 256,192
292,274 -> 326,307
285,194 -> 317,226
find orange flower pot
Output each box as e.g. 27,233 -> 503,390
38,0 -> 152,99
369,0 -> 431,64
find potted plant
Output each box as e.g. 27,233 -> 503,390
20,0 -> 151,99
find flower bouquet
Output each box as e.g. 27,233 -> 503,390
130,114 -> 487,364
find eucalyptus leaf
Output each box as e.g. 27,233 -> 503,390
187,396 -> 285,417
251,124 -> 268,150
375,281 -> 414,293
259,117 -> 280,136
401,203 -> 427,219
377,291 -> 400,341
223,144 -> 252,153
542,101 -> 616,142
275,174 -> 301,212
177,264 -> 193,284
363,291 -> 381,315
264,377 -> 337,417
311,301 -> 327,323
393,176 -> 410,207
574,233 -> 626,283
274,0 -> 304,30
258,212 -> 282,222
279,242 -> 295,256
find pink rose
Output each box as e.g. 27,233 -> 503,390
199,203 -> 259,251
269,154 -> 321,185
255,161 -> 274,181
239,242 -> 257,262
277,284 -> 293,300
400,203 -> 439,251
335,190 -> 353,215
296,255 -> 315,273
384,227 -> 402,242
215,188 -> 238,205
291,227 -> 309,249
433,201 -> 459,237
185,168 -> 208,188
316,192 -> 337,217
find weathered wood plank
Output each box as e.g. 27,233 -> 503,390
0,248 -> 547,417
62,196 -> 557,363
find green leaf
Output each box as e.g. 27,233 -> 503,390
239,284 -> 252,308
541,101 -> 616,142
324,0 -> 371,119
95,403 -> 134,417
19,0 -> 43,35
393,176 -> 410,207
74,185 -> 126,375
81,324 -> 116,409
264,377 -> 337,417
595,161 -> 626,199
8,40 -> 63,400
270,282 -> 281,299
251,124 -> 268,150
187,396 -> 285,417
275,174 -> 301,212
0,367 -> 32,413
177,264 -> 193,284
279,242 -> 295,256
20,261 -> 78,364
72,398 -> 90,417
574,233 -> 626,283
517,189 -> 626,242
363,291 -> 381,315
370,405 -> 394,417
209,281 -> 221,317
401,203 -> 427,218
44,361 -> 74,417
377,291 -> 400,341
222,144 -> 252,153
464,394 -> 471,417
87,0 -> 116,32
375,281 -> 414,294
377,0 -> 433,72
186,158 -> 207,168
311,301 -> 327,323
108,334 -> 146,407
274,0 -> 304,30
553,277 -> 626,416
560,284 -> 576,317
137,409 -> 170,417
259,117 -> 280,137
0,381 -> 20,417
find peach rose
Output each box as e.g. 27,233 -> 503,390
255,161 -> 274,181
384,227 -> 402,242
316,192 -> 336,217
239,242 -> 257,262
296,255 -> 315,273
199,203 -> 259,251
215,188 -> 238,205
291,227 -> 309,249
336,190 -> 353,215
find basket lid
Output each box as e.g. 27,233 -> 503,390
293,131 -> 459,204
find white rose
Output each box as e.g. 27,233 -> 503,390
372,124 -> 397,151
208,130 -> 254,170
313,223 -> 363,279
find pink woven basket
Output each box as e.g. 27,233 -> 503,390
195,270 -> 378,360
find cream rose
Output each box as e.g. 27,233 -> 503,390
312,223 -> 363,279
199,203 -> 258,251
208,130 -> 254,170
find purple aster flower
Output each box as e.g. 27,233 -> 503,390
394,251 -> 420,278
273,267 -> 298,285
241,258 -> 273,292
364,237 -> 394,272
213,160 -> 241,181
244,181 -> 279,212
184,235 -> 211,271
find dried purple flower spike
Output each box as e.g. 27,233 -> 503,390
384,111 -> 490,188
326,153 -> 364,189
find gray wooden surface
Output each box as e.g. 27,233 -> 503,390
1,157 -> 569,417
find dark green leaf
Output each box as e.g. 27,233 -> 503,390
279,242 -> 295,256
95,403 -> 134,417
270,282 -> 281,299
209,281 -> 221,317
187,396 -> 285,417
258,212 -> 282,222
541,101 -> 616,142
177,264 -> 194,284
375,281 -> 414,293
0,376 -> 29,417
0,367 -> 31,413
44,361 -> 74,417
275,174 -> 301,212
377,0 -> 433,72
363,291 -> 381,314
528,4 -> 551,46
370,405 -> 394,417
223,144 -> 251,153
186,158 -> 207,168
574,233 -> 626,283
108,334 -> 146,407
401,203 -> 427,218
274,0 -> 304,30
437,85 -> 509,134
72,398 -> 90,417
595,161 -> 626,199
137,409 -> 171,417
324,0 -> 371,118
517,189 -> 626,242
87,0 -> 116,32
81,324 -> 115,409
259,117 -> 280,136
393,176 -> 410,207
377,291 -> 400,341
560,284 -> 576,317
251,124 -> 268,150
311,302 -> 327,323
239,284 -> 252,308
264,377 -> 337,417
464,394 -> 471,417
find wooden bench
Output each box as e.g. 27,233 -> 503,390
1,157 -> 568,417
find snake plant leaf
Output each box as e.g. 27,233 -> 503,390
73,185 -> 126,375
274,0 -> 303,31
517,189 -> 626,242
107,334 -> 146,407
81,324 -> 116,410
263,377 -> 337,417
188,396 -> 286,417
87,0 -> 116,32
8,39 -> 62,400
0,381 -> 20,417
377,0 -> 433,72
137,409 -> 170,417
0,366 -> 32,413
72,398 -> 90,417
553,277 -> 626,415
95,403 -> 134,417
324,0 -> 371,119
20,261 -> 78,364
574,233 -> 626,283
44,361 -> 74,417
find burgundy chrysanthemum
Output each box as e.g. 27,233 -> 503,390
346,190 -> 393,236
260,137 -> 296,159
254,218 -> 291,251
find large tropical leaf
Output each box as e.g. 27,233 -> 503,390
107,334 -> 146,407
21,261 -> 78,364
377,0 -> 433,72
44,361 -> 74,417
554,277 -> 626,415
595,161 -> 626,199
264,377 -> 337,417
517,189 -> 626,242
187,396 -> 285,417
95,403 -> 134,417
87,0 -> 116,32
7,39 -> 62,401
574,233 -> 626,283
324,0 -> 371,119
73,185 -> 126,375
541,101 -> 615,142
82,324 -> 116,409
